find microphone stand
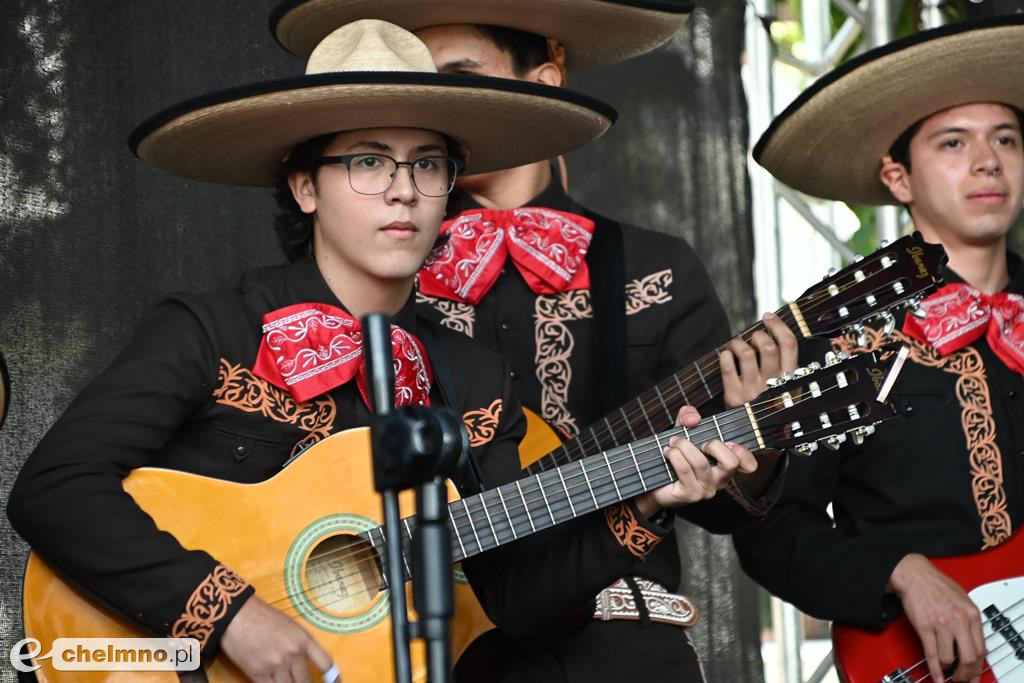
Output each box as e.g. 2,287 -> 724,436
362,313 -> 460,683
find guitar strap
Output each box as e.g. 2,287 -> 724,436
584,212 -> 627,411
417,317 -> 485,498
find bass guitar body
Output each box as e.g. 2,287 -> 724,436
832,529 -> 1024,683
22,428 -> 493,683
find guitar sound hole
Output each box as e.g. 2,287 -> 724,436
304,534 -> 382,615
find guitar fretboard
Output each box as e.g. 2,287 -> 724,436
526,307 -> 800,475
366,406 -> 759,586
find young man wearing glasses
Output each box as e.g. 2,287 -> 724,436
262,3 -> 797,681
8,20 -> 761,683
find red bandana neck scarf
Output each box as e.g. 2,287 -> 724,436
252,303 -> 433,405
418,207 -> 595,305
902,283 -> 1024,375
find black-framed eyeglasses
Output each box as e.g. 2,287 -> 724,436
318,153 -> 463,197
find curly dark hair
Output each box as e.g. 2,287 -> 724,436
475,25 -> 549,76
272,133 -> 464,262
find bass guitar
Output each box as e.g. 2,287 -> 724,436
23,347 -> 908,682
520,232 -> 946,470
833,529 -> 1024,683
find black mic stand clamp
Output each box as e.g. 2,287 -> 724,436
361,313 -> 465,683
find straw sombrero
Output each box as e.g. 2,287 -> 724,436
130,20 -> 617,187
269,0 -> 693,69
755,14 -> 1024,205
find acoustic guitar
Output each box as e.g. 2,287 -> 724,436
22,347 -> 907,682
832,528 -> 1024,683
519,232 -> 946,470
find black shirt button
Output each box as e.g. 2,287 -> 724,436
510,370 -> 518,380
904,404 -> 915,415
500,322 -> 511,331
234,445 -> 249,460
500,268 -> 507,276
1009,390 -> 1017,399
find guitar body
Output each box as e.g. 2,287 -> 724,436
519,408 -> 563,468
832,529 -> 1024,683
23,427 -> 495,683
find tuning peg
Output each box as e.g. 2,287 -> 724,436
849,424 -> 877,446
793,442 -> 819,456
822,433 -> 847,450
853,254 -> 864,263
825,352 -> 839,367
852,324 -> 867,347
766,377 -> 783,388
793,366 -> 813,377
879,311 -> 896,334
807,361 -> 822,371
910,305 -> 928,319
880,239 -> 890,248
823,266 -> 838,280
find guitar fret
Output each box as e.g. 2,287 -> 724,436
578,460 -> 600,509
477,495 -> 500,548
535,477 -> 556,526
619,406 -> 638,441
555,466 -> 577,518
603,416 -> 620,446
628,442 -> 646,490
672,371 -> 691,405
400,519 -> 413,578
637,400 -> 657,439
653,385 -> 674,425
461,498 -> 482,553
495,486 -> 517,540
515,480 -> 536,533
603,450 -> 622,499
449,508 -> 467,558
656,429 -> 674,479
694,363 -> 712,398
711,414 -> 725,442
587,425 -> 603,455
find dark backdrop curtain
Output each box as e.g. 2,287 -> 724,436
0,2 -> 760,681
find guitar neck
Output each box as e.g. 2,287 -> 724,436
369,405 -> 760,585
526,304 -> 802,475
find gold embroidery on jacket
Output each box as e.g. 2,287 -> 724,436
416,291 -> 476,336
833,327 -> 1010,549
604,503 -> 664,558
464,399 -> 503,447
213,359 -> 336,457
625,268 -> 673,315
170,564 -> 249,649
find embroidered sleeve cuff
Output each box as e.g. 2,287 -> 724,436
169,563 -> 254,656
604,501 -> 670,560
725,453 -> 789,517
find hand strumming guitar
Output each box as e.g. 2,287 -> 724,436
221,595 -> 337,683
888,554 -> 986,683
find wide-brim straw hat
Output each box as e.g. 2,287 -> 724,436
755,14 -> 1024,205
130,19 -> 617,187
269,0 -> 693,69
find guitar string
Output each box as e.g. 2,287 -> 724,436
257,380 -> 862,606
255,382 -> 859,608
889,593 -> 1024,683
540,263 -> 915,468
254,380 -> 836,604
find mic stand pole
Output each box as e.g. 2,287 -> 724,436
362,313 -> 413,683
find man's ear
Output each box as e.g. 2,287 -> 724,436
879,155 -> 913,205
288,171 -> 318,214
526,61 -> 564,87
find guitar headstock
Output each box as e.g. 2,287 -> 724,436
754,344 -> 909,454
794,233 -> 947,338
